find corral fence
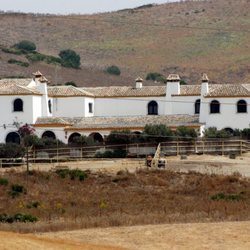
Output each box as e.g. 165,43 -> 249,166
0,139 -> 250,168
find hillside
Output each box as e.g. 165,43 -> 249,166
0,0 -> 249,86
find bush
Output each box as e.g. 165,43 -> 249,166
8,59 -> 29,67
9,184 -> 27,198
146,72 -> 166,82
0,178 -> 8,186
0,213 -> 38,223
175,126 -> 197,140
106,130 -> 138,144
143,124 -> 173,140
55,169 -> 88,181
95,149 -> 127,158
0,143 -> 25,158
26,201 -> 40,209
14,40 -> 36,52
69,135 -> 96,146
106,65 -> 121,76
65,81 -> 77,87
210,193 -> 242,201
204,127 -> 232,138
59,49 -> 81,69
2,47 -> 23,55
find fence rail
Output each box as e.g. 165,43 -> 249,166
0,139 -> 250,167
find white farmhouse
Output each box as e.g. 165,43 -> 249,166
0,71 -> 249,144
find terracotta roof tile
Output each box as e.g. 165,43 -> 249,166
48,86 -> 94,97
35,115 -> 201,129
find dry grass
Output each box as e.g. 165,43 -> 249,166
0,0 -> 250,85
0,168 -> 249,233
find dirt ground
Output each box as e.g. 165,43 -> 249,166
2,153 -> 250,177
39,221 -> 249,250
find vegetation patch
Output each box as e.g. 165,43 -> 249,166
8,58 -> 29,67
55,168 -> 88,181
210,192 -> 243,201
9,184 -> 27,198
0,178 -> 8,186
0,213 -> 38,223
106,65 -> 121,76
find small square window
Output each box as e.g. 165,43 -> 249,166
88,103 -> 93,113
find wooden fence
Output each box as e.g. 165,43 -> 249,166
0,139 -> 249,167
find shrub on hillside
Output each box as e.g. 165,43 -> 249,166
0,178 -> 8,186
8,59 -> 29,67
14,40 -> 36,52
65,81 -> 77,87
106,65 -> 121,76
9,184 -> 27,198
0,213 -> 38,223
2,47 -> 23,55
59,49 -> 81,69
146,72 -> 166,82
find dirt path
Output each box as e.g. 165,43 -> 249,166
0,231 -> 124,250
41,221 -> 250,250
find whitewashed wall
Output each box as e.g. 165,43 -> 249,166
52,97 -> 95,117
200,97 -> 250,130
94,97 -> 166,117
171,96 -> 200,115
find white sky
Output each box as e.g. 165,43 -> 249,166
0,0 -> 177,14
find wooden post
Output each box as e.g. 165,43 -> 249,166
26,147 -> 29,173
222,140 -> 224,156
176,138 -> 179,156
240,140 -> 243,156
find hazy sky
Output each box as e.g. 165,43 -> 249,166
0,0 -> 176,14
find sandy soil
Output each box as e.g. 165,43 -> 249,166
0,231 -> 124,250
40,221 -> 250,250
2,153 -> 250,176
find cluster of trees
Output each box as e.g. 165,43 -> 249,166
2,40 -> 81,69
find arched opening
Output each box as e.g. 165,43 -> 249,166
68,132 -> 81,144
148,101 -> 158,115
210,100 -> 220,114
5,132 -> 21,144
42,131 -> 56,139
89,132 -> 103,143
13,98 -> 23,112
237,100 -> 247,113
133,131 -> 142,135
48,100 -> 52,114
194,99 -> 200,114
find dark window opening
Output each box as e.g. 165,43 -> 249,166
237,100 -> 247,113
148,101 -> 158,115
195,99 -> 200,114
88,103 -> 93,113
210,100 -> 220,114
42,131 -> 56,139
48,100 -> 52,114
13,98 -> 23,112
5,132 -> 21,144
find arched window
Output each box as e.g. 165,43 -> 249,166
194,99 -> 200,114
89,132 -> 103,143
13,98 -> 23,112
5,132 -> 21,144
48,100 -> 52,114
237,100 -> 247,113
68,132 -> 81,144
42,131 -> 56,139
210,100 -> 220,114
148,101 -> 158,115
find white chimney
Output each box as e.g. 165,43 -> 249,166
135,77 -> 143,89
166,74 -> 180,97
201,73 -> 209,95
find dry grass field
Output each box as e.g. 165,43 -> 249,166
0,0 -> 249,85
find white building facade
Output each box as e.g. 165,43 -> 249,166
0,71 -> 249,144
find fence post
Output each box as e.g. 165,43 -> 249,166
222,140 -> 224,156
240,140 -> 243,156
136,144 -> 139,158
81,147 -> 83,160
176,138 -> 179,156
203,139 -> 205,154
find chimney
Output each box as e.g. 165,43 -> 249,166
166,74 -> 180,97
201,73 -> 209,95
135,77 -> 143,89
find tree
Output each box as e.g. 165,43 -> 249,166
106,65 -> 121,76
14,40 -> 36,52
65,81 -> 77,87
146,72 -> 166,82
59,49 -> 81,69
